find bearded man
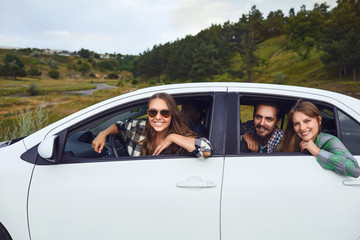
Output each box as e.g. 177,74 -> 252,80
242,103 -> 284,153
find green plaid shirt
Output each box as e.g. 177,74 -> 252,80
316,132 -> 360,178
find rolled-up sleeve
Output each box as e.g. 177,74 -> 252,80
192,137 -> 213,159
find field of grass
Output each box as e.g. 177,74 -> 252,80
0,77 -> 143,141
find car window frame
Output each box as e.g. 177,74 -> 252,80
32,92 -> 221,165
228,92 -> 346,156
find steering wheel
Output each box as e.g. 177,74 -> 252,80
109,134 -> 127,157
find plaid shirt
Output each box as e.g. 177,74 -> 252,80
242,120 -> 284,153
115,119 -> 212,159
316,132 -> 360,178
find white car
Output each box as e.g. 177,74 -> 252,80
1,82 -> 360,240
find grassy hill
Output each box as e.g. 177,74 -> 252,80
213,35 -> 359,98
252,36 -> 359,97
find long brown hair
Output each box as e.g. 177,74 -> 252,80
279,100 -> 322,152
141,93 -> 198,155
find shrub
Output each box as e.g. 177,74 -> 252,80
48,70 -> 60,79
28,83 -> 40,96
47,58 -> 58,69
107,72 -> 119,79
273,71 -> 286,84
117,81 -> 124,87
2,104 -> 48,140
30,50 -> 40,58
131,79 -> 138,85
78,62 -> 91,73
89,72 -> 96,78
67,63 -> 77,71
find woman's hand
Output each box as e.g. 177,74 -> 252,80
153,134 -> 196,156
92,132 -> 107,154
92,124 -> 119,154
300,140 -> 321,157
153,134 -> 174,156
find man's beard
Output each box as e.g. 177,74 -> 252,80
255,124 -> 275,144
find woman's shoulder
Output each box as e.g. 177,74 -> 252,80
316,132 -> 342,148
318,132 -> 338,141
128,118 -> 147,129
118,118 -> 147,129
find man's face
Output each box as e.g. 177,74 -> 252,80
253,105 -> 279,142
182,103 -> 200,124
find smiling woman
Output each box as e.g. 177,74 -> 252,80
280,100 -> 360,178
91,92 -> 212,159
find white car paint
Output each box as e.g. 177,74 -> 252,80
221,155 -> 360,240
28,157 -> 224,239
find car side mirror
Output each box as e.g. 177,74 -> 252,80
38,135 -> 59,162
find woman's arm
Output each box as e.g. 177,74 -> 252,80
316,138 -> 360,178
153,134 -> 212,159
92,124 -> 119,153
300,136 -> 360,178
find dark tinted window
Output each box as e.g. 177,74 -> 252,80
338,110 -> 360,154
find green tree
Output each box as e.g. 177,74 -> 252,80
2,54 -> 27,80
266,10 -> 285,38
189,42 -> 221,82
238,6 -> 265,82
78,48 -> 91,59
78,62 -> 91,74
320,0 -> 360,80
285,3 -> 329,50
27,66 -> 42,78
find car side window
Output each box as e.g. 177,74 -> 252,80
338,110 -> 360,154
62,95 -> 213,161
239,95 -> 341,154
63,104 -> 148,159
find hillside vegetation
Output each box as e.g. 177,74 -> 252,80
133,1 -> 360,87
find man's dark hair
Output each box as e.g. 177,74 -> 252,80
253,102 -> 282,121
182,100 -> 203,112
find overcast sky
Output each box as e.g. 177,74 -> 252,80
0,0 -> 337,55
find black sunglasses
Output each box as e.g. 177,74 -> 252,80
147,109 -> 171,118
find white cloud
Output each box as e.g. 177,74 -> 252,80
172,0 -> 244,36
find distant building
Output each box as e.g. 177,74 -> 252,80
100,54 -> 110,59
42,49 -> 74,56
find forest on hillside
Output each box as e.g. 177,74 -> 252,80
133,0 -> 360,83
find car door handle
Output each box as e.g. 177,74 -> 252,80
176,180 -> 217,188
342,180 -> 360,186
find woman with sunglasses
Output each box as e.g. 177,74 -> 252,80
279,100 -> 360,178
92,92 -> 212,158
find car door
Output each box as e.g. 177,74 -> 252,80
27,92 -> 227,240
221,91 -> 360,240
